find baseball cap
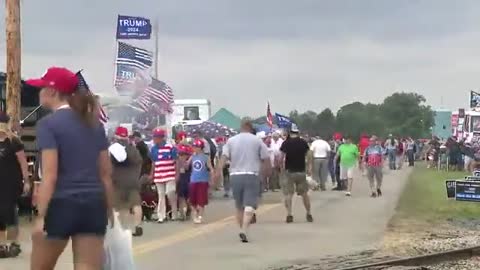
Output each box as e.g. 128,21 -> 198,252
26,67 -> 79,94
256,131 -> 267,139
152,128 -> 166,137
290,123 -> 299,133
115,126 -> 129,138
192,139 -> 205,149
132,131 -> 143,138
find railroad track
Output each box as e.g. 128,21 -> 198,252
269,246 -> 480,270
337,245 -> 480,270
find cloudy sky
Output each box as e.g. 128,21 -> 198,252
1,0 -> 480,116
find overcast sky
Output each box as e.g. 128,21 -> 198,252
1,0 -> 480,116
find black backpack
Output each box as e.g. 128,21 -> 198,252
206,137 -> 217,158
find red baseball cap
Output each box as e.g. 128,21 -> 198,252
152,128 -> 166,137
115,126 -> 129,138
177,144 -> 193,155
176,131 -> 187,141
26,67 -> 79,94
192,139 -> 205,149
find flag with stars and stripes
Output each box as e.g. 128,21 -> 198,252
76,71 -> 109,124
128,78 -> 174,114
116,42 -> 153,70
266,102 -> 273,127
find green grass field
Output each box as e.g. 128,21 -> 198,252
394,165 -> 480,225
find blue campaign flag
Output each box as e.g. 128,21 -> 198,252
274,113 -> 293,128
116,15 -> 152,40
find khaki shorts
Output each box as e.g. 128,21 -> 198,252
282,171 -> 308,196
114,188 -> 141,210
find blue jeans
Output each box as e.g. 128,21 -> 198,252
388,150 -> 397,170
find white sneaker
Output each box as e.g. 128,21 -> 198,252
193,217 -> 201,224
345,192 -> 352,196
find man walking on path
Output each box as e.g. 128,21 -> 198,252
270,131 -> 284,191
310,136 -> 331,191
406,137 -> 416,167
385,134 -> 398,170
336,136 -> 359,196
217,119 -> 271,243
150,128 -> 178,223
279,124 -> 314,223
110,127 -> 144,236
364,136 -> 384,198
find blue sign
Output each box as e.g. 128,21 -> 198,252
116,15 -> 152,40
274,113 -> 293,128
455,181 -> 480,202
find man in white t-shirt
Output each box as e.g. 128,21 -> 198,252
269,131 -> 284,191
310,136 -> 331,190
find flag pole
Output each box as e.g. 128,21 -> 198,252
154,18 -> 159,80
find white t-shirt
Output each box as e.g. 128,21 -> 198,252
270,138 -> 284,154
310,139 -> 331,158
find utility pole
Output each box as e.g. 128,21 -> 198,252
5,0 -> 21,129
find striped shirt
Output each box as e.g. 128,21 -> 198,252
365,145 -> 383,167
150,143 -> 177,183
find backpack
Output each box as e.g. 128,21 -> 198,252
206,137 -> 217,159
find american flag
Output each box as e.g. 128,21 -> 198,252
128,78 -> 174,113
76,71 -> 109,124
116,42 -> 153,70
266,102 -> 273,127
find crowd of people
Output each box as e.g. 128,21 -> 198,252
424,135 -> 480,172
0,67 -> 426,268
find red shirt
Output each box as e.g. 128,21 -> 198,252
359,137 -> 370,156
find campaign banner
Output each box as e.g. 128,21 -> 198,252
471,90 -> 480,108
114,64 -> 151,97
116,15 -> 152,39
455,181 -> 480,202
445,180 -> 456,199
274,113 -> 293,128
465,176 -> 480,181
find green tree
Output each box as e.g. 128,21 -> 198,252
315,108 -> 336,138
380,92 -> 434,138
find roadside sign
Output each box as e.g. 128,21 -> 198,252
455,181 -> 480,202
446,180 -> 456,199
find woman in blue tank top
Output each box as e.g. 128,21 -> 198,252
189,139 -> 214,224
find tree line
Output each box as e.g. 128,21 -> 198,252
257,92 -> 435,140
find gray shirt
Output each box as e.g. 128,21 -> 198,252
222,132 -> 270,174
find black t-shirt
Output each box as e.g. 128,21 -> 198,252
280,136 -> 310,172
0,137 -> 24,201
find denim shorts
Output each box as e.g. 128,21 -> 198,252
44,193 -> 107,239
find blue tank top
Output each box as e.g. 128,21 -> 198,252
190,153 -> 210,183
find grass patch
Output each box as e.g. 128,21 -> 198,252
393,164 -> 480,225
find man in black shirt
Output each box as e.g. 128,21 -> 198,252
280,124 -> 313,223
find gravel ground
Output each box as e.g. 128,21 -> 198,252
379,221 -> 480,269
269,222 -> 480,270
428,257 -> 480,270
